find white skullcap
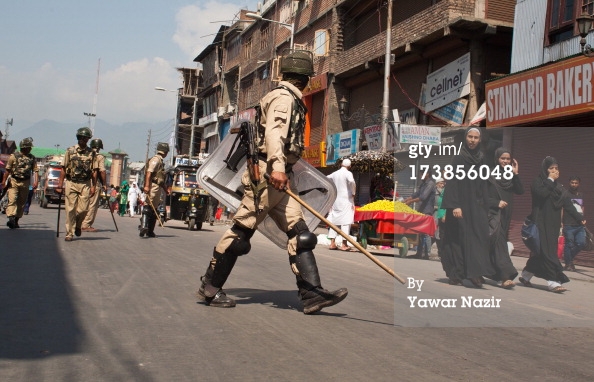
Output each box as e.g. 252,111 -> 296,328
342,159 -> 351,167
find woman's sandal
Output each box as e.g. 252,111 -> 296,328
448,278 -> 463,286
518,277 -> 532,287
328,246 -> 339,251
339,246 -> 356,252
501,280 -> 515,289
550,286 -> 567,293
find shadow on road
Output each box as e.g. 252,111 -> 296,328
0,224 -> 82,359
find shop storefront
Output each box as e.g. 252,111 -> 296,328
486,55 -> 594,265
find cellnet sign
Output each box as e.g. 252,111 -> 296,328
486,55 -> 594,127
423,53 -> 471,113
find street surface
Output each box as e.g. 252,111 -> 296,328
1,204 -> 594,381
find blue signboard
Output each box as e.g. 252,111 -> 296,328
326,129 -> 360,166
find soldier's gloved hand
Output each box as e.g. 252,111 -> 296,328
269,171 -> 289,190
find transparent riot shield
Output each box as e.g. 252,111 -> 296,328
197,125 -> 336,249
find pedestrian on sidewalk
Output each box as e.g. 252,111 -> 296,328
440,127 -> 494,287
404,171 -> 436,259
562,176 -> 586,271
128,182 -> 141,217
327,158 -> 356,251
485,148 -> 524,289
519,157 -> 585,293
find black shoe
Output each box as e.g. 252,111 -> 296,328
301,287 -> 348,314
139,227 -> 148,237
75,227 -> 82,237
14,218 -> 20,228
569,263 -> 576,272
147,231 -> 156,238
205,290 -> 236,308
7,217 -> 16,229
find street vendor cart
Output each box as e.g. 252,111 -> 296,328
354,200 -> 436,257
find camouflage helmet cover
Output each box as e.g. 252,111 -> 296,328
20,137 -> 34,149
90,138 -> 104,149
76,127 -> 93,138
157,142 -> 169,153
280,50 -> 314,76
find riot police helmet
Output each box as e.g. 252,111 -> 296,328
20,137 -> 34,149
157,142 -> 170,154
90,138 -> 104,150
280,50 -> 314,76
76,127 -> 93,139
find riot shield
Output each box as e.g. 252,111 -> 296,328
197,125 -> 336,249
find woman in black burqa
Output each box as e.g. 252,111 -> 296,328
440,127 -> 494,287
485,148 -> 523,288
519,156 -> 585,293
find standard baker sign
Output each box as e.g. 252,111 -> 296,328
486,56 -> 594,127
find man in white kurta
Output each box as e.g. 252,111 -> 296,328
327,159 -> 356,250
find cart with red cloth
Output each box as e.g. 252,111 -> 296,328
354,208 -> 436,257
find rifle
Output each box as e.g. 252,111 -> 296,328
224,121 -> 266,214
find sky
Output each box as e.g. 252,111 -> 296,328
0,0 -> 258,135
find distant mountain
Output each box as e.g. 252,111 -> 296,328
13,119 -> 173,162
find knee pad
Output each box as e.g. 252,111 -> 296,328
287,220 -> 317,253
226,224 -> 255,256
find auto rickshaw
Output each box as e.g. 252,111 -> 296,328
168,160 -> 209,230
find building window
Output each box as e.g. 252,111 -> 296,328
243,37 -> 252,60
584,0 -> 594,14
546,0 -> 578,44
313,30 -> 329,56
260,25 -> 270,50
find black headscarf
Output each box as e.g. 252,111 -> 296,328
539,156 -> 567,208
459,127 -> 484,165
490,147 -> 513,190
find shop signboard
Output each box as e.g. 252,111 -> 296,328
485,55 -> 594,127
325,129 -> 360,166
423,52 -> 471,112
399,124 -> 441,146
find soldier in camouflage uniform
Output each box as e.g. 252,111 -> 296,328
196,51 -> 348,314
1,138 -> 39,229
81,138 -> 107,232
56,127 -> 98,241
139,142 -> 169,238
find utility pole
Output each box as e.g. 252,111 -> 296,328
381,0 -> 393,152
145,129 -> 152,164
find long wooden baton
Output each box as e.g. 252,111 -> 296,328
147,197 -> 165,228
107,199 -> 119,232
56,191 -> 62,237
264,173 -> 404,284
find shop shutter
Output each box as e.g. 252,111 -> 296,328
510,126 -> 594,266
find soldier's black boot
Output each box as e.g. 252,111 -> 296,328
196,266 -> 213,301
14,217 -> 20,228
201,250 -> 237,308
293,251 -> 348,315
139,206 -> 150,237
147,214 -> 157,238
7,216 -> 16,229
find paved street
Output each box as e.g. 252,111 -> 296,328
1,204 -> 594,381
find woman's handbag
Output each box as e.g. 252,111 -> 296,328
521,217 -> 540,253
583,227 -> 594,252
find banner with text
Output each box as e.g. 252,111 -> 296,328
485,55 -> 594,127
